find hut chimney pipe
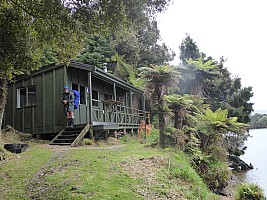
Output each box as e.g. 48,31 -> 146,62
103,63 -> 108,73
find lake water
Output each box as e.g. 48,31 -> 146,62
240,128 -> 267,195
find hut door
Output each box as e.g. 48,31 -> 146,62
72,83 -> 88,125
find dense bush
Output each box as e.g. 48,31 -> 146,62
236,183 -> 266,200
198,160 -> 231,191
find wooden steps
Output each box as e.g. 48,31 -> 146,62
50,124 -> 90,146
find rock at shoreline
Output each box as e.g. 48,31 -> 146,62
228,155 -> 254,171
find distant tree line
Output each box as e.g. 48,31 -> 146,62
249,113 -> 267,129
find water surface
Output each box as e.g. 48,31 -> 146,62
240,128 -> 267,195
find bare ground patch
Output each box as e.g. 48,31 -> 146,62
27,151 -> 81,199
121,156 -> 184,200
40,143 -> 126,153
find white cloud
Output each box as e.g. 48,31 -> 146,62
157,0 -> 267,110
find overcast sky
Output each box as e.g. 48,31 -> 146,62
157,0 -> 267,111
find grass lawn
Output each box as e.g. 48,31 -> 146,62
0,135 -> 219,200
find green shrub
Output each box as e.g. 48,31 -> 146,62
208,143 -> 227,162
82,138 -> 94,145
236,183 -> 266,200
197,160 -> 231,191
146,127 -> 159,144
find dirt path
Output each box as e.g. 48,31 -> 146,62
27,151 -> 67,199
26,143 -> 127,199
39,143 -> 126,153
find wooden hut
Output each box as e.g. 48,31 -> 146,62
3,61 -> 146,145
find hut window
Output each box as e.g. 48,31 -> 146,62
80,85 -> 86,104
72,83 -> 79,91
17,88 -> 26,108
92,90 -> 99,107
17,85 -> 37,108
28,86 -> 37,106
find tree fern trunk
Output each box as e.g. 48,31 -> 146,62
155,86 -> 166,147
158,105 -> 166,147
174,111 -> 179,129
191,77 -> 204,97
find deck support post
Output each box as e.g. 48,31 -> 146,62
88,72 -> 94,140
113,83 -> 117,123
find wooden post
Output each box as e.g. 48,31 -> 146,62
114,130 -> 117,139
88,72 -> 94,140
113,83 -> 117,123
142,95 -> 146,142
130,91 -> 133,117
113,83 -> 117,101
142,95 -> 146,116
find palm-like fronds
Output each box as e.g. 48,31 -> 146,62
180,57 -> 219,97
140,64 -> 180,90
196,108 -> 248,135
186,58 -> 217,71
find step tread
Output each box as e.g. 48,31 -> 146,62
62,130 -> 81,134
58,135 -> 78,139
65,126 -> 85,131
50,143 -> 72,145
53,138 -> 75,141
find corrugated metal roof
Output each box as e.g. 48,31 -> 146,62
14,61 -> 144,94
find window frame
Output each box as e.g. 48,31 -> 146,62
92,90 -> 100,107
17,85 -> 37,108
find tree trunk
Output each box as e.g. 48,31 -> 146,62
157,87 -> 173,148
191,78 -> 204,97
155,87 -> 166,147
158,105 -> 166,147
174,111 -> 179,129
0,77 -> 8,138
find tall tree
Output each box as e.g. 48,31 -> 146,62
138,20 -> 175,67
226,78 -> 254,123
204,57 -> 232,110
110,28 -> 141,67
179,34 -> 201,65
140,65 -> 179,147
75,34 -> 115,68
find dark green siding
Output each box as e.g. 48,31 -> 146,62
55,68 -> 65,127
33,75 -> 43,133
4,66 -> 66,135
